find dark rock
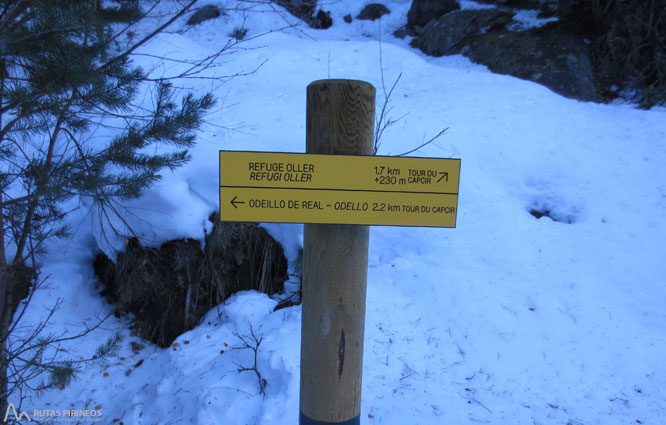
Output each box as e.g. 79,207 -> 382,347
230,28 -> 248,40
407,0 -> 460,29
276,0 -> 316,16
411,8 -> 514,57
344,14 -> 352,23
557,0 -> 580,19
275,1 -> 333,30
469,0 -> 557,17
95,215 -> 288,347
314,9 -> 333,29
464,24 -> 597,101
186,5 -> 222,26
393,26 -> 409,39
478,0 -> 552,8
357,3 -> 391,21
275,0 -> 316,27
528,203 -> 576,223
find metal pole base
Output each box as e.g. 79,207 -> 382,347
300,412 -> 361,425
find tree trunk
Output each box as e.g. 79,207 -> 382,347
0,269 -> 9,415
0,191 -> 10,413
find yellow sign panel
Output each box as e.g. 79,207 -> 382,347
219,151 -> 460,227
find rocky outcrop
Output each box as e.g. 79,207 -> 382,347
411,8 -> 514,57
406,1 -> 598,101
276,0 -> 315,22
275,0 -> 332,29
464,24 -> 597,101
474,0 -> 557,10
314,9 -> 333,29
408,0 -> 460,29
357,3 -> 391,21
186,5 -> 222,26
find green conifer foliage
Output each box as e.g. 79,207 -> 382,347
0,0 -> 211,411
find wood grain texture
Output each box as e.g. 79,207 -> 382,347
306,79 -> 375,156
300,80 -> 375,423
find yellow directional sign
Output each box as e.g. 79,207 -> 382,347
219,151 -> 460,227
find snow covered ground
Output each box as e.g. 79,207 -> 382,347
12,1 -> 666,424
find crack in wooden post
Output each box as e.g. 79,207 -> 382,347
338,328 -> 345,377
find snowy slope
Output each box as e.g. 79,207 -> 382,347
13,1 -> 666,424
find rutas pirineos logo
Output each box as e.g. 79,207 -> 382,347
4,403 -> 31,422
3,404 -> 104,423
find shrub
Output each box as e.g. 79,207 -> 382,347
96,216 -> 288,347
559,0 -> 666,106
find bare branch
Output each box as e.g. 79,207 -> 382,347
230,324 -> 267,396
101,0 -> 199,72
396,127 -> 449,157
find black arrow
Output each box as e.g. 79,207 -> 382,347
230,196 -> 245,209
437,172 -> 449,183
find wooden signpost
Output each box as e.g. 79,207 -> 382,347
219,79 -> 460,424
